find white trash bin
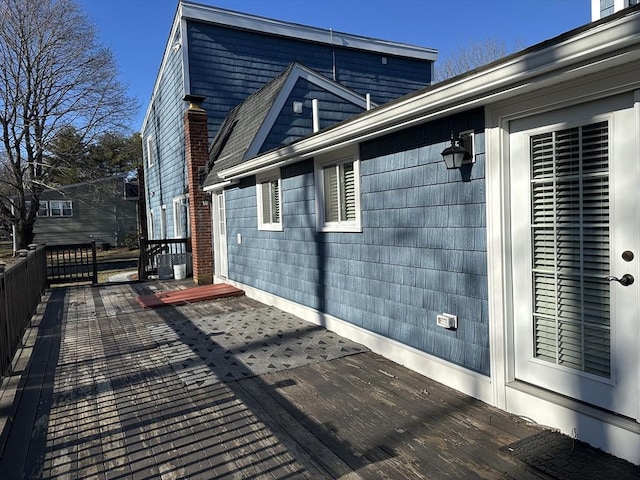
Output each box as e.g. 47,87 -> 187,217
173,264 -> 187,280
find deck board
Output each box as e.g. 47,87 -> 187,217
136,283 -> 244,308
2,281 -> 638,479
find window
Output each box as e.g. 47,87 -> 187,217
146,136 -> 154,168
315,148 -> 361,232
49,200 -> 73,217
37,201 -> 49,217
148,210 -> 155,239
160,205 -> 167,239
256,171 -> 282,231
173,196 -> 189,238
529,121 -> 610,377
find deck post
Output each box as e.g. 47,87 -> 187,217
90,241 -> 98,284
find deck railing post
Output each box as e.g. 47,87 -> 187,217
138,237 -> 147,281
90,241 -> 97,284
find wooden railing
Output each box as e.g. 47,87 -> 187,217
138,237 -> 191,280
0,245 -> 47,377
45,242 -> 98,286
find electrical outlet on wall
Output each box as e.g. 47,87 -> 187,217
436,313 -> 457,330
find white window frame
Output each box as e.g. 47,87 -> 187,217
314,146 -> 361,232
49,200 -> 73,217
148,210 -> 155,239
146,136 -> 154,168
256,170 -> 283,231
173,196 -> 189,238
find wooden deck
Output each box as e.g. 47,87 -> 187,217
136,283 -> 244,308
1,280 -> 638,479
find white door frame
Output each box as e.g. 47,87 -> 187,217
212,191 -> 228,278
487,81 -> 640,418
509,104 -> 638,418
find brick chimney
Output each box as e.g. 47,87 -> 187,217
184,94 -> 213,285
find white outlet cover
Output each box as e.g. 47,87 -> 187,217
436,313 -> 457,329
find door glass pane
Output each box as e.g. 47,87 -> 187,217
530,121 -> 610,378
218,194 -> 225,235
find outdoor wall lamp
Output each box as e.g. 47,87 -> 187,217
441,131 -> 474,169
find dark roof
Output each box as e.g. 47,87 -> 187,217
203,62 -> 369,188
205,64 -> 293,183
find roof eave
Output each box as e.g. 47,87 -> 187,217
218,10 -> 640,181
141,3 -> 186,133
180,0 -> 437,61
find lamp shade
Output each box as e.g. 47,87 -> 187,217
441,144 -> 469,169
441,132 -> 473,169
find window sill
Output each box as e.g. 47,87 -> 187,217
258,224 -> 283,232
318,224 -> 362,233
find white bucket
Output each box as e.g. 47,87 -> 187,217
173,264 -> 187,280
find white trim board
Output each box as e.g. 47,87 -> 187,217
245,63 -> 373,160
217,11 -> 640,181
506,383 -> 640,464
217,277 -> 494,405
142,11 -> 185,133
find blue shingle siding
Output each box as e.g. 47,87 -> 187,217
224,109 -> 490,375
261,78 -> 366,152
333,48 -> 431,102
146,17 -> 433,237
144,36 -> 187,238
187,22 -> 432,144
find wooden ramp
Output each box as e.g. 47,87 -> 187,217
136,283 -> 244,309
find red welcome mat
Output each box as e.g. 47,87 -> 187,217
137,283 -> 244,309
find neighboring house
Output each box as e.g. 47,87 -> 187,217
33,176 -> 138,247
195,6 -> 640,464
141,0 -> 437,282
592,0 -> 639,19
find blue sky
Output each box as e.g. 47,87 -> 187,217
77,0 -> 591,131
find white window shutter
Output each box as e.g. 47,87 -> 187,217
271,179 -> 280,223
341,162 -> 355,221
530,121 -> 610,378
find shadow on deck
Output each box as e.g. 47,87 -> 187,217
0,280 -> 638,479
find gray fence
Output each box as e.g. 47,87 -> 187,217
0,245 -> 47,377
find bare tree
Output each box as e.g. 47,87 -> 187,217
0,0 -> 135,249
433,38 -> 524,83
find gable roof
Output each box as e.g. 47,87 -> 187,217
213,5 -> 640,182
142,1 -> 437,132
203,63 -> 371,189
